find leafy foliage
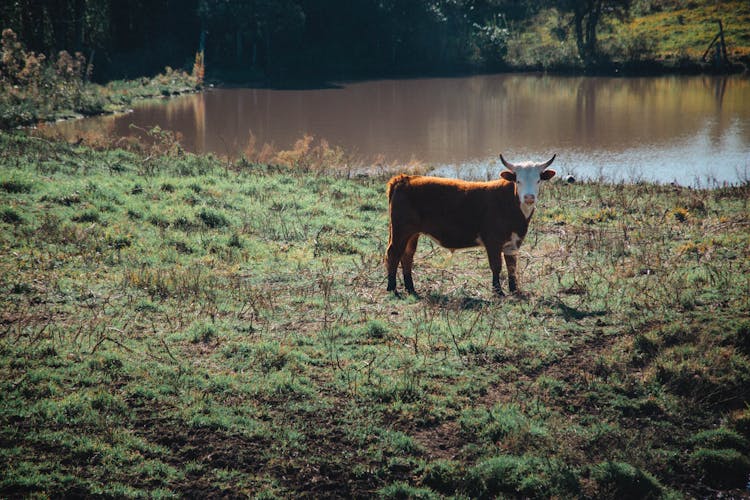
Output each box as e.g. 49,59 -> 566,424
4,0 -> 746,84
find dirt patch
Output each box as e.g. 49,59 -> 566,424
132,404 -> 409,497
131,409 -> 270,492
412,420 -> 464,461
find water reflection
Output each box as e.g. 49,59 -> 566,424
51,74 -> 750,184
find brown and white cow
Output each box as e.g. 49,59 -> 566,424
385,154 -> 556,296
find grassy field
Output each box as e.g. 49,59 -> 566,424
1,130 -> 749,498
625,0 -> 750,60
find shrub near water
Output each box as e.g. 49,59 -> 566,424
0,131 -> 749,497
0,29 -> 199,129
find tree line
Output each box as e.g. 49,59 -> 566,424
0,0 -> 631,82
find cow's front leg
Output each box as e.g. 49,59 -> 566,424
502,233 -> 523,293
504,253 -> 518,293
485,242 -> 505,297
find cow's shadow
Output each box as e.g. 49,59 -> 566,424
423,292 -> 495,310
552,297 -> 607,321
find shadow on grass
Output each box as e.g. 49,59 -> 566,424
424,292 -> 494,311
553,297 -> 608,321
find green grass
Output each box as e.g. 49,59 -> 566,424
1,130 -> 749,497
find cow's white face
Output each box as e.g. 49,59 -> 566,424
500,155 -> 556,219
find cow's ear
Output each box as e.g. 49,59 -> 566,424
500,170 -> 516,182
540,169 -> 556,181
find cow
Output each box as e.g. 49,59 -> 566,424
385,154 -> 556,297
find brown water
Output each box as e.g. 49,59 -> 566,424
52,74 -> 750,185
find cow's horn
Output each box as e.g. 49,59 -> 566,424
541,154 -> 556,169
499,154 -> 515,170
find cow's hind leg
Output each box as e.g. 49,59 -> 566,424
386,232 -> 411,294
401,234 -> 420,295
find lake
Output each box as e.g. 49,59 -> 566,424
51,74 -> 750,185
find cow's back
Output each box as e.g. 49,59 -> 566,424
387,174 -> 511,217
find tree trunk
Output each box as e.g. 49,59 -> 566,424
573,0 -> 603,67
236,29 -> 243,66
75,0 -> 85,51
573,7 -> 585,63
585,0 -> 602,64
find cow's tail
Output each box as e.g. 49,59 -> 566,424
387,174 -> 411,202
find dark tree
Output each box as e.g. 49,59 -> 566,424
0,0 -> 583,81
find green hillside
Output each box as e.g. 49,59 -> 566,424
623,0 -> 750,60
509,0 -> 750,71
